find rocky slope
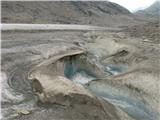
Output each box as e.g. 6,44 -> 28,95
136,1 -> 160,16
129,1 -> 160,41
124,21 -> 160,44
1,1 -> 137,27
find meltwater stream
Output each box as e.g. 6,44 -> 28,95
70,69 -> 157,120
87,81 -> 156,120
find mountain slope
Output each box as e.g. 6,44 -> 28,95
2,1 -> 134,26
136,1 -> 160,15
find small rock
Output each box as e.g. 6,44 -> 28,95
14,108 -> 30,115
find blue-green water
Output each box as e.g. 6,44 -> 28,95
87,82 -> 157,120
63,57 -> 158,120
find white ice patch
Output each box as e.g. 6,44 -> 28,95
106,66 -> 122,75
71,72 -> 95,85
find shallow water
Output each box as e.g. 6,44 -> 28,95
63,56 -> 158,120
71,70 -> 157,120
88,82 -> 156,120
105,64 -> 128,75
